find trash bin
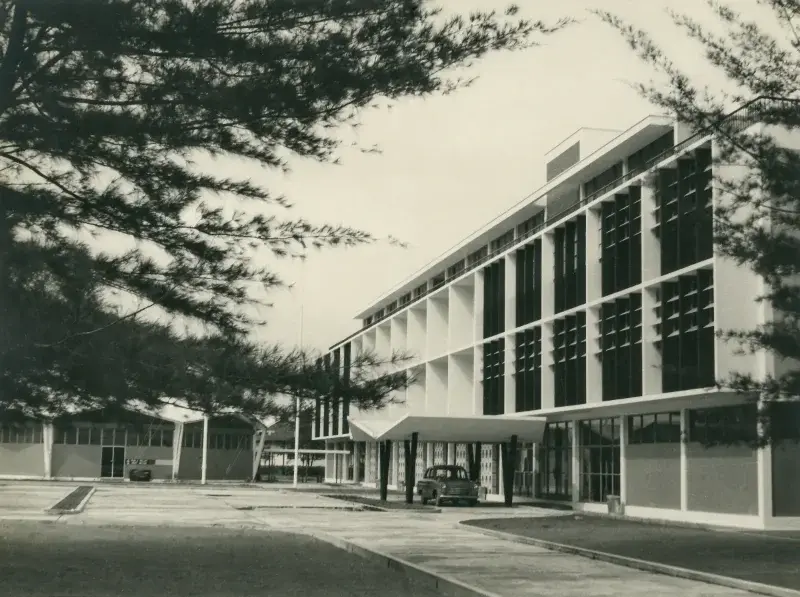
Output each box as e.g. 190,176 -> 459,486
606,494 -> 624,515
129,468 -> 152,482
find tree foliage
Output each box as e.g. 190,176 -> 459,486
597,0 -> 800,445
1,0 -> 564,417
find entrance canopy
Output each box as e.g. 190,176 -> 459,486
347,414 -> 546,444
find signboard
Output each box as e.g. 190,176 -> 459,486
125,458 -> 156,466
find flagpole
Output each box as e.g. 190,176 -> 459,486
292,258 -> 305,488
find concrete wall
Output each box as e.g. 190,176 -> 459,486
772,441 -> 800,517
123,446 -> 173,480
52,445 -> 101,478
179,448 -> 251,480
0,443 -> 44,476
686,443 -> 758,515
626,443 -> 681,509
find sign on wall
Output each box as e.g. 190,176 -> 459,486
125,459 -> 156,466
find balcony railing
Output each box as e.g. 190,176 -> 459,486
330,96 -> 797,351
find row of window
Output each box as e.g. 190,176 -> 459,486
0,425 -> 254,450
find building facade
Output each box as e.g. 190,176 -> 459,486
0,405 -> 262,482
315,98 -> 800,529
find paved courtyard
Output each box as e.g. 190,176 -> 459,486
0,482 -> 769,597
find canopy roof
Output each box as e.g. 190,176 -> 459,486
347,414 -> 546,443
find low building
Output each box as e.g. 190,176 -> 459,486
0,403 -> 265,482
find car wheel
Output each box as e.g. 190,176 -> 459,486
468,500 -> 478,507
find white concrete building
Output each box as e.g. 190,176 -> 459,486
314,97 -> 800,529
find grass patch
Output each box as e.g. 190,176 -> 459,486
466,514 -> 800,591
48,486 -> 93,513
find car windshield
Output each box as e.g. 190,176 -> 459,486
433,467 -> 468,480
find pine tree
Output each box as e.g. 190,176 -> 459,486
0,1 -> 566,416
597,1 -> 800,445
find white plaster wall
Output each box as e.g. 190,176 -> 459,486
447,353 -> 474,416
425,360 -> 448,415
426,294 -> 449,359
448,283 -> 475,350
407,306 -> 427,367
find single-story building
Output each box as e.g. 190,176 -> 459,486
0,402 -> 269,482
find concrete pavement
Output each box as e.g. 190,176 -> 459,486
1,482 -> 759,597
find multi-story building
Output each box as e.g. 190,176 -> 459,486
314,97 -> 800,529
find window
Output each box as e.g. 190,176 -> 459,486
553,217 -> 586,313
0,424 -> 43,444
657,269 -> 715,392
77,427 -> 91,445
482,261 -> 505,338
517,212 -> 545,239
537,422 -> 573,501
627,131 -> 674,172
599,294 -> 643,401
515,328 -> 542,412
628,412 -> 681,444
430,273 -> 445,289
583,162 -> 624,199
467,246 -> 489,266
655,147 -> 713,275
553,312 -> 587,407
446,259 -> 466,279
413,283 -> 427,298
482,339 -> 505,415
601,187 -> 642,296
490,230 -> 514,254
515,241 -> 542,326
162,429 -> 174,448
579,417 -> 621,503
688,404 -> 758,445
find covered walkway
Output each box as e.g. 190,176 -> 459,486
348,414 -> 546,506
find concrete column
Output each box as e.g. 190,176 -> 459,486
503,333 -> 516,414
541,233 -> 555,320
201,415 -> 209,485
447,443 -> 455,465
392,441 -> 399,487
473,270 -> 484,343
619,415 -> 627,504
757,398 -> 773,527
173,422 -> 185,481
639,181 -> 660,282
571,422 -> 580,504
642,287 -> 663,395
585,307 -> 602,404
585,206 -> 603,303
540,323 -> 555,409
42,423 -> 53,480
680,409 -> 688,511
353,442 -> 361,483
504,253 -> 517,332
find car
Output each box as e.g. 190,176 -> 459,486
415,465 -> 480,506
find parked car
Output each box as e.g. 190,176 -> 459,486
415,465 -> 480,506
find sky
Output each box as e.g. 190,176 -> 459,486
234,0 -> 773,352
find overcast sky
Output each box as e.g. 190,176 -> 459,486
236,0 -> 769,352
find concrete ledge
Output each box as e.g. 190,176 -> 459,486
299,529 -> 501,597
47,486 -> 96,515
465,524 -> 800,597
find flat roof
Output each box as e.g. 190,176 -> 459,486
347,414 -> 546,443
